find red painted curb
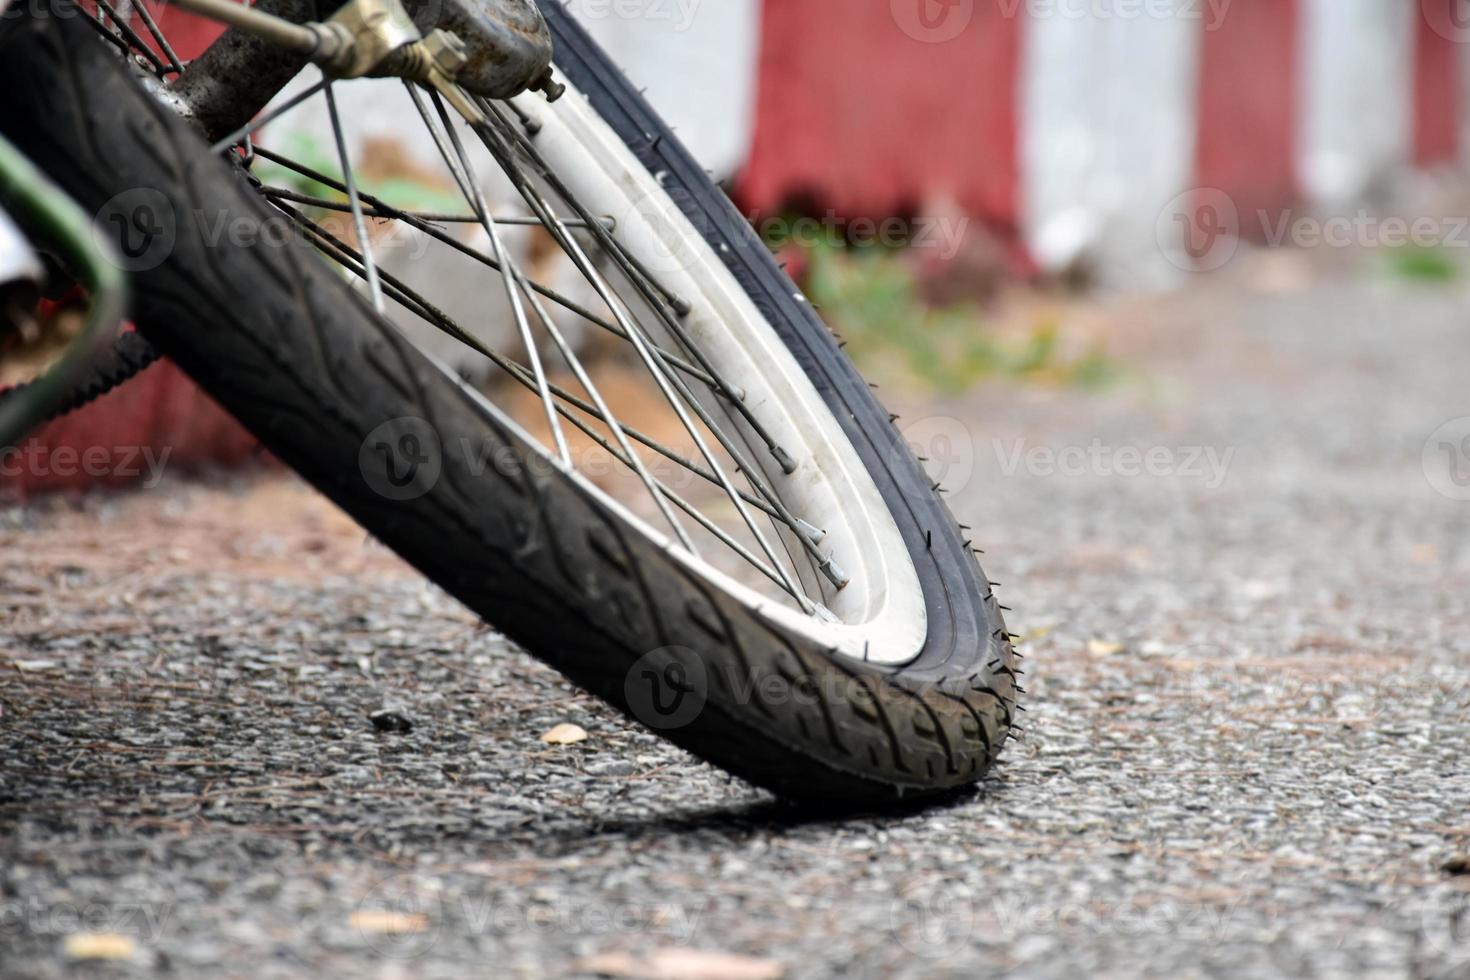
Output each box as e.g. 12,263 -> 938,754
1195,0 -> 1300,238
737,0 -> 1021,227
1415,0 -> 1461,167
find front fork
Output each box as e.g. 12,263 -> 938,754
163,0 -> 558,143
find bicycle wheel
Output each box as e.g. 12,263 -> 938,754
0,0 -> 1019,804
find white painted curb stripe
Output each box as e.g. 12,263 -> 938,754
1019,2 -> 1202,286
1297,0 -> 1415,205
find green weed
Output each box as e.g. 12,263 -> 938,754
801,240 -> 1118,393
1382,247 -> 1458,283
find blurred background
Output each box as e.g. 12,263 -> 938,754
5,0 -> 1470,490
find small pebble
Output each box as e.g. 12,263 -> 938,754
369,709 -> 413,734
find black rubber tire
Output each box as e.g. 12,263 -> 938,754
0,3 -> 1018,805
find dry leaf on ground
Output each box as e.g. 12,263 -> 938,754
63,933 -> 136,960
541,723 -> 589,745
348,910 -> 429,935
576,948 -> 784,980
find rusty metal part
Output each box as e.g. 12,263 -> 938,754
168,0 -> 331,57
166,0 -> 321,143
166,0 -> 553,144
381,30 -> 489,122
407,0 -> 551,99
322,0 -> 419,78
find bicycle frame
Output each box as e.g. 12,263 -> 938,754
164,0 -> 555,142
0,133 -> 127,446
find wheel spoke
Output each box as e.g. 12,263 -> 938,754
256,186 -> 607,228
322,81 -> 383,314
491,100 -> 849,582
465,103 -> 816,610
402,82 -> 571,465
417,83 -> 693,548
275,197 -> 839,602
485,97 -> 797,476
78,6 -> 143,61
131,0 -> 183,75
272,202 -> 803,531
210,76 -> 330,155
478,103 -> 848,591
547,409 -> 798,592
92,0 -> 168,74
249,149 -> 732,395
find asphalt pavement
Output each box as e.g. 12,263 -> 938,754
2,253 -> 1468,978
